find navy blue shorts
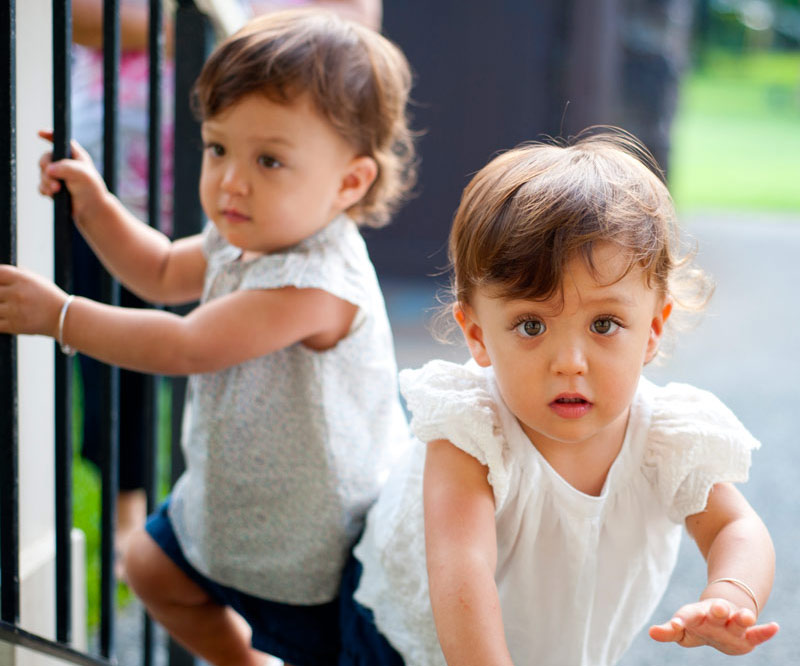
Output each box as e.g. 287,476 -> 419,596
338,553 -> 405,665
145,500 -> 340,666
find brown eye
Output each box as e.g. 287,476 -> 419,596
258,155 -> 281,169
204,142 -> 224,157
515,319 -> 545,338
591,318 -> 619,335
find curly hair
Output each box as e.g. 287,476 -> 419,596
448,127 -> 712,316
192,8 -> 416,227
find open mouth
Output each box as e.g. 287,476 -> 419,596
549,395 -> 592,418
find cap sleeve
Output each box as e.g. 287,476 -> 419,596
642,381 -> 760,523
239,215 -> 368,308
399,360 -> 512,509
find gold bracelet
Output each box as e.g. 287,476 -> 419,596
708,577 -> 759,616
58,295 -> 77,357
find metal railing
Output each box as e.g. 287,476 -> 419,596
0,1 -> 211,664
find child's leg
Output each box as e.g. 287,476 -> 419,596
125,527 -> 267,666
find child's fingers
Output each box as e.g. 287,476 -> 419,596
68,139 -> 92,163
37,130 -> 92,162
38,152 -> 61,196
648,618 -> 684,643
673,603 -> 710,630
731,607 -> 757,628
38,178 -> 61,197
44,157 -> 93,184
704,599 -> 734,628
744,622 -> 780,647
0,264 -> 19,284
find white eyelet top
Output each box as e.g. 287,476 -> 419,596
353,359 -> 759,666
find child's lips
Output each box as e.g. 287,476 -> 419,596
221,208 -> 251,223
549,393 -> 592,419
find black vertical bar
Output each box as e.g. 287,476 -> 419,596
168,7 -> 210,663
173,0 -> 209,242
142,1 -> 164,662
169,0 -> 213,483
52,0 -> 74,645
0,0 -> 19,627
99,0 -> 120,659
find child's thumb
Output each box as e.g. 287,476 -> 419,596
46,158 -> 87,181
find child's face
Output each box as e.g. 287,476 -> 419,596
457,242 -> 670,460
200,92 -> 374,254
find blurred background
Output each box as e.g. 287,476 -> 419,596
367,0 -> 800,277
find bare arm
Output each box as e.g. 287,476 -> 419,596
649,483 -> 779,654
39,132 -> 204,305
0,263 -> 357,375
424,439 -> 514,666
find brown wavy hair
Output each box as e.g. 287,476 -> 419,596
448,127 -> 711,318
192,8 -> 416,227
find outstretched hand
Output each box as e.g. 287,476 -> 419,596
649,598 -> 779,655
0,264 -> 67,339
38,129 -> 110,225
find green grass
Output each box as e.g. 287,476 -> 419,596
670,49 -> 800,212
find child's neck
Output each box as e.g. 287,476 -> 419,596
526,409 -> 630,497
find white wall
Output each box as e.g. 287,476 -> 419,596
13,0 -> 86,663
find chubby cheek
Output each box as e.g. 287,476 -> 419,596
198,173 -> 215,217
491,359 -> 540,417
597,358 -> 642,413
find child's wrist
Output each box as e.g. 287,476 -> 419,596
702,577 -> 759,617
56,294 -> 77,356
74,189 -> 116,231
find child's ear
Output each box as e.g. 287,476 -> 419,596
645,298 -> 672,363
454,303 -> 492,367
335,156 -> 378,211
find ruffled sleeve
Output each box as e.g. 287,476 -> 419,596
642,380 -> 760,523
399,359 -> 512,510
238,215 -> 369,309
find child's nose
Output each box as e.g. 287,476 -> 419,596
221,163 -> 249,194
549,343 -> 588,376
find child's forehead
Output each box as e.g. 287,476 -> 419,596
476,244 -> 653,309
201,90 -> 326,132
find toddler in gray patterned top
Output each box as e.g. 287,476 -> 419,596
4,9 -> 415,666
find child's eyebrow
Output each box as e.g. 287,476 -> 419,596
200,125 -> 295,148
505,293 -> 637,315
574,293 -> 638,309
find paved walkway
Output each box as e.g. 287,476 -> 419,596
109,213 -> 800,665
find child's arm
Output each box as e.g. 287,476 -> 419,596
38,131 -> 205,305
649,482 -> 779,654
0,263 -> 356,375
424,439 -> 515,666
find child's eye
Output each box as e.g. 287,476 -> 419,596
204,142 -> 224,157
591,318 -> 620,335
514,319 -> 546,338
258,155 -> 282,169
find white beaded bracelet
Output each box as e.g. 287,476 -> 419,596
709,577 -> 759,617
57,295 -> 77,357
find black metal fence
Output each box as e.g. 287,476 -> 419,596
0,1 -> 211,664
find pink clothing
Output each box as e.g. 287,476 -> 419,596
72,46 -> 175,233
